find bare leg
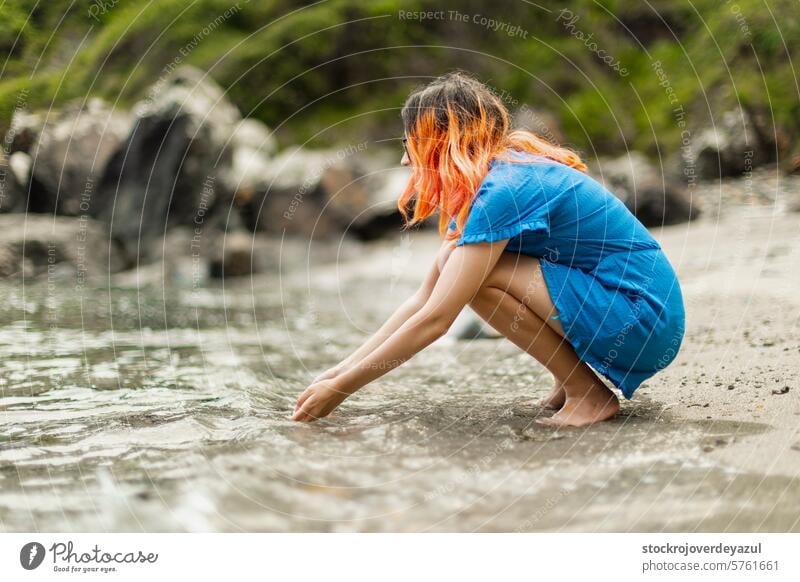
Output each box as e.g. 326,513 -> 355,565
469,253 -> 619,427
472,254 -> 567,408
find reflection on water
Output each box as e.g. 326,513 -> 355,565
1,279 -> 797,532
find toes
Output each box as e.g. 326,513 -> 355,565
535,416 -> 571,428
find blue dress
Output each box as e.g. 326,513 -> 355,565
455,150 -> 686,398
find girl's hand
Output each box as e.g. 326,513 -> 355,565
291,379 -> 352,422
311,365 -> 342,384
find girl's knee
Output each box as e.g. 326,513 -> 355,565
469,283 -> 504,313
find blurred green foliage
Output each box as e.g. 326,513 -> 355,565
1,0 -> 798,157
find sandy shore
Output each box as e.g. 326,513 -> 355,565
650,204 -> 800,479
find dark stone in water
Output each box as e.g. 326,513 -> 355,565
208,231 -> 258,278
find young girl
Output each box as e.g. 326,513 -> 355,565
292,72 -> 685,427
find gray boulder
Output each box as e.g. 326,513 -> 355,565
352,151 -> 411,240
25,98 -> 131,215
0,214 -> 125,280
688,108 -> 780,179
243,146 -> 407,240
596,152 -> 698,226
207,230 -> 263,279
242,146 -> 354,239
96,66 -> 243,265
221,118 -> 277,194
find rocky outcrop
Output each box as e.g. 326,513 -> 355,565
242,146 -> 407,240
687,107 -> 787,179
22,98 -> 131,216
597,152 -> 698,226
95,66 -> 245,266
0,214 -> 125,279
241,146 -> 341,238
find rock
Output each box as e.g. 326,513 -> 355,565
512,106 -> 565,145
8,151 -> 31,187
242,146 -> 341,238
0,153 -> 24,213
113,227 -> 206,288
596,152 -> 698,226
0,214 -> 125,280
25,98 -> 131,216
95,66 -> 242,265
133,226 -> 276,283
221,118 -> 277,199
4,109 -> 43,154
352,151 -> 411,240
447,309 -> 501,340
243,146 -> 408,241
353,166 -> 410,240
687,107 -> 784,179
208,230 -> 259,278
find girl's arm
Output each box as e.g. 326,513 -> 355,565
292,239 -> 508,422
312,241 -> 455,382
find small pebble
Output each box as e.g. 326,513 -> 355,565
772,386 -> 790,395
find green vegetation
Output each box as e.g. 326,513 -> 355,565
1,0 -> 798,157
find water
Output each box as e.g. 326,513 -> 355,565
1,274 -> 798,532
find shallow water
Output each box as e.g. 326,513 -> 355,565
1,276 -> 798,532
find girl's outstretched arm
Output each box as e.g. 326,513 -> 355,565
292,239 -> 508,422
311,241 -> 455,383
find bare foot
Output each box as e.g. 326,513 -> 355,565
538,381 -> 566,410
536,381 -> 620,428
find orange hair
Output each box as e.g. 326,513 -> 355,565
398,72 -> 587,240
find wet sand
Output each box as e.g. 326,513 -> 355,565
0,199 -> 798,532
